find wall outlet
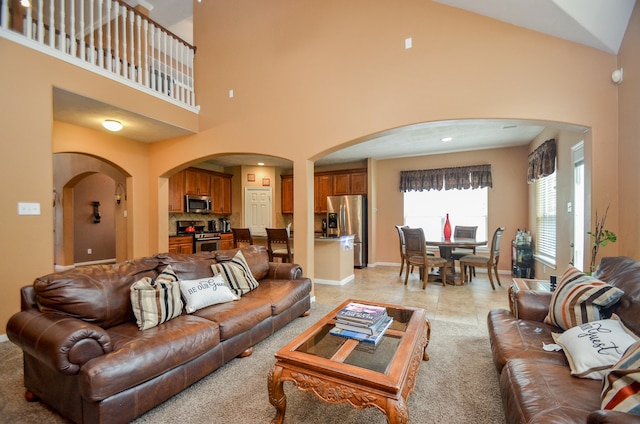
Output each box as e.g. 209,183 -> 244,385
87,249 -> 92,254
18,202 -> 40,215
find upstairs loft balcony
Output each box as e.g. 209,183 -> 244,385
0,0 -> 197,111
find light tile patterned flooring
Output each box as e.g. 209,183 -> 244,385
313,265 -> 511,327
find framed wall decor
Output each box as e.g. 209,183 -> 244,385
247,173 -> 255,182
262,178 -> 270,187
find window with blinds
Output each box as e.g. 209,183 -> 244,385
535,171 -> 556,264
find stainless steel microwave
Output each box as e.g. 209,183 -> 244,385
185,195 -> 212,214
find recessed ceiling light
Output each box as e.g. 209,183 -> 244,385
257,162 -> 264,166
441,137 -> 453,142
102,120 -> 123,132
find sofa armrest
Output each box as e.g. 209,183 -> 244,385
267,262 -> 303,280
514,290 -> 553,322
7,309 -> 112,375
588,410 -> 640,424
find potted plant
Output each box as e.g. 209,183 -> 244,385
587,205 -> 617,274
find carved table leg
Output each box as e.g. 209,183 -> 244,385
423,319 -> 431,361
385,396 -> 409,424
268,364 -> 286,424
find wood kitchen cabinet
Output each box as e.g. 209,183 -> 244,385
332,173 -> 351,195
220,233 -> 234,250
314,174 -> 332,213
281,174 -> 294,214
211,172 -> 232,215
184,168 -> 211,196
169,235 -> 193,254
168,171 -> 185,213
349,170 -> 367,194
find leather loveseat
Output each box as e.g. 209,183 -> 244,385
487,256 -> 640,424
6,245 -> 312,424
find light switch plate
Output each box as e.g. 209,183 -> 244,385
18,202 -> 41,215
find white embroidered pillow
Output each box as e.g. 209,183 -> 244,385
552,318 -> 638,379
180,275 -> 239,313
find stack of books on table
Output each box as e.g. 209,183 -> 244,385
330,302 -> 393,346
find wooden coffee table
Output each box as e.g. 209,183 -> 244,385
268,299 -> 430,423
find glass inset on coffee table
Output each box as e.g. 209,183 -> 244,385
268,299 -> 430,424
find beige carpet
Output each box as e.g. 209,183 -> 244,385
0,303 -> 505,423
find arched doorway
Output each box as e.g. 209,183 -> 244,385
53,153 -> 129,268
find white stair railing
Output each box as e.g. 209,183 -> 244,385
0,0 -> 196,109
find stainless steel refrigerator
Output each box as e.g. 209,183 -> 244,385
326,195 -> 367,268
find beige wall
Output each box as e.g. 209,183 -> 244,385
1,0 -> 636,333
618,4 -> 640,257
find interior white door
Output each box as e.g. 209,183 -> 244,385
244,187 -> 272,236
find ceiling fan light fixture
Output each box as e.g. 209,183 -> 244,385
103,120 -> 123,132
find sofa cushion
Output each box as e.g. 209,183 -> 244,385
500,358 -> 602,424
155,251 -> 224,280
180,275 -> 239,313
553,318 -> 638,379
80,315 -> 220,401
211,250 -> 260,296
242,278 -> 313,315
130,265 -> 183,330
487,309 -> 568,373
601,341 -> 640,414
34,257 -> 160,328
545,266 -> 624,331
192,296 -> 272,340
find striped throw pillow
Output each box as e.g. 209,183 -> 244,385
544,266 -> 623,331
211,250 -> 259,296
130,265 -> 183,330
601,342 -> 640,413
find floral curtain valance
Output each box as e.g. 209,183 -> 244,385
399,164 -> 492,192
527,138 -> 556,183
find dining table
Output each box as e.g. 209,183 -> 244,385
424,238 -> 488,285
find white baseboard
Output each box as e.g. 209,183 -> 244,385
314,274 -> 355,286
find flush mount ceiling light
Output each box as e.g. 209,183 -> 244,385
441,137 -> 453,142
258,162 -> 265,166
102,120 -> 123,132
20,0 -> 31,7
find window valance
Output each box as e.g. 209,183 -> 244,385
528,138 -> 556,183
400,164 -> 492,192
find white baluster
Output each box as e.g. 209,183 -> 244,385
89,0 -> 94,63
49,0 -> 54,48
97,0 -> 103,68
189,48 -> 195,105
178,41 -> 184,102
24,3 -> 32,38
150,24 -> 156,90
162,30 -> 168,94
60,0 -> 67,53
105,0 -> 111,71
136,14 -> 141,83
113,1 -> 119,75
143,19 -> 149,86
37,0 -> 44,43
1,0 -> 8,29
121,5 -> 127,78
79,0 -> 85,61
69,0 -> 76,57
128,9 -> 134,82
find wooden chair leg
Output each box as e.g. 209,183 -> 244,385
461,264 -> 466,284
399,259 -> 405,277
404,264 -> 410,285
494,264 -> 502,286
422,266 -> 428,289
487,266 -> 496,290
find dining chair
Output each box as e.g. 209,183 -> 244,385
401,227 -> 448,288
266,228 -> 293,263
460,227 -> 505,289
450,225 -> 478,277
395,225 -> 409,277
232,228 -> 254,248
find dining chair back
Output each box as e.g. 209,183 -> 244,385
401,227 -> 448,288
266,228 -> 293,263
395,225 -> 409,276
232,228 -> 254,248
451,225 -> 479,276
460,227 -> 505,289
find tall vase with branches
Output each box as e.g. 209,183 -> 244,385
587,205 -> 617,274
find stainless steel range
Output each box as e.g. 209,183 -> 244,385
176,220 -> 221,252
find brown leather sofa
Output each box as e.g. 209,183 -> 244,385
6,246 -> 312,424
487,256 -> 640,424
